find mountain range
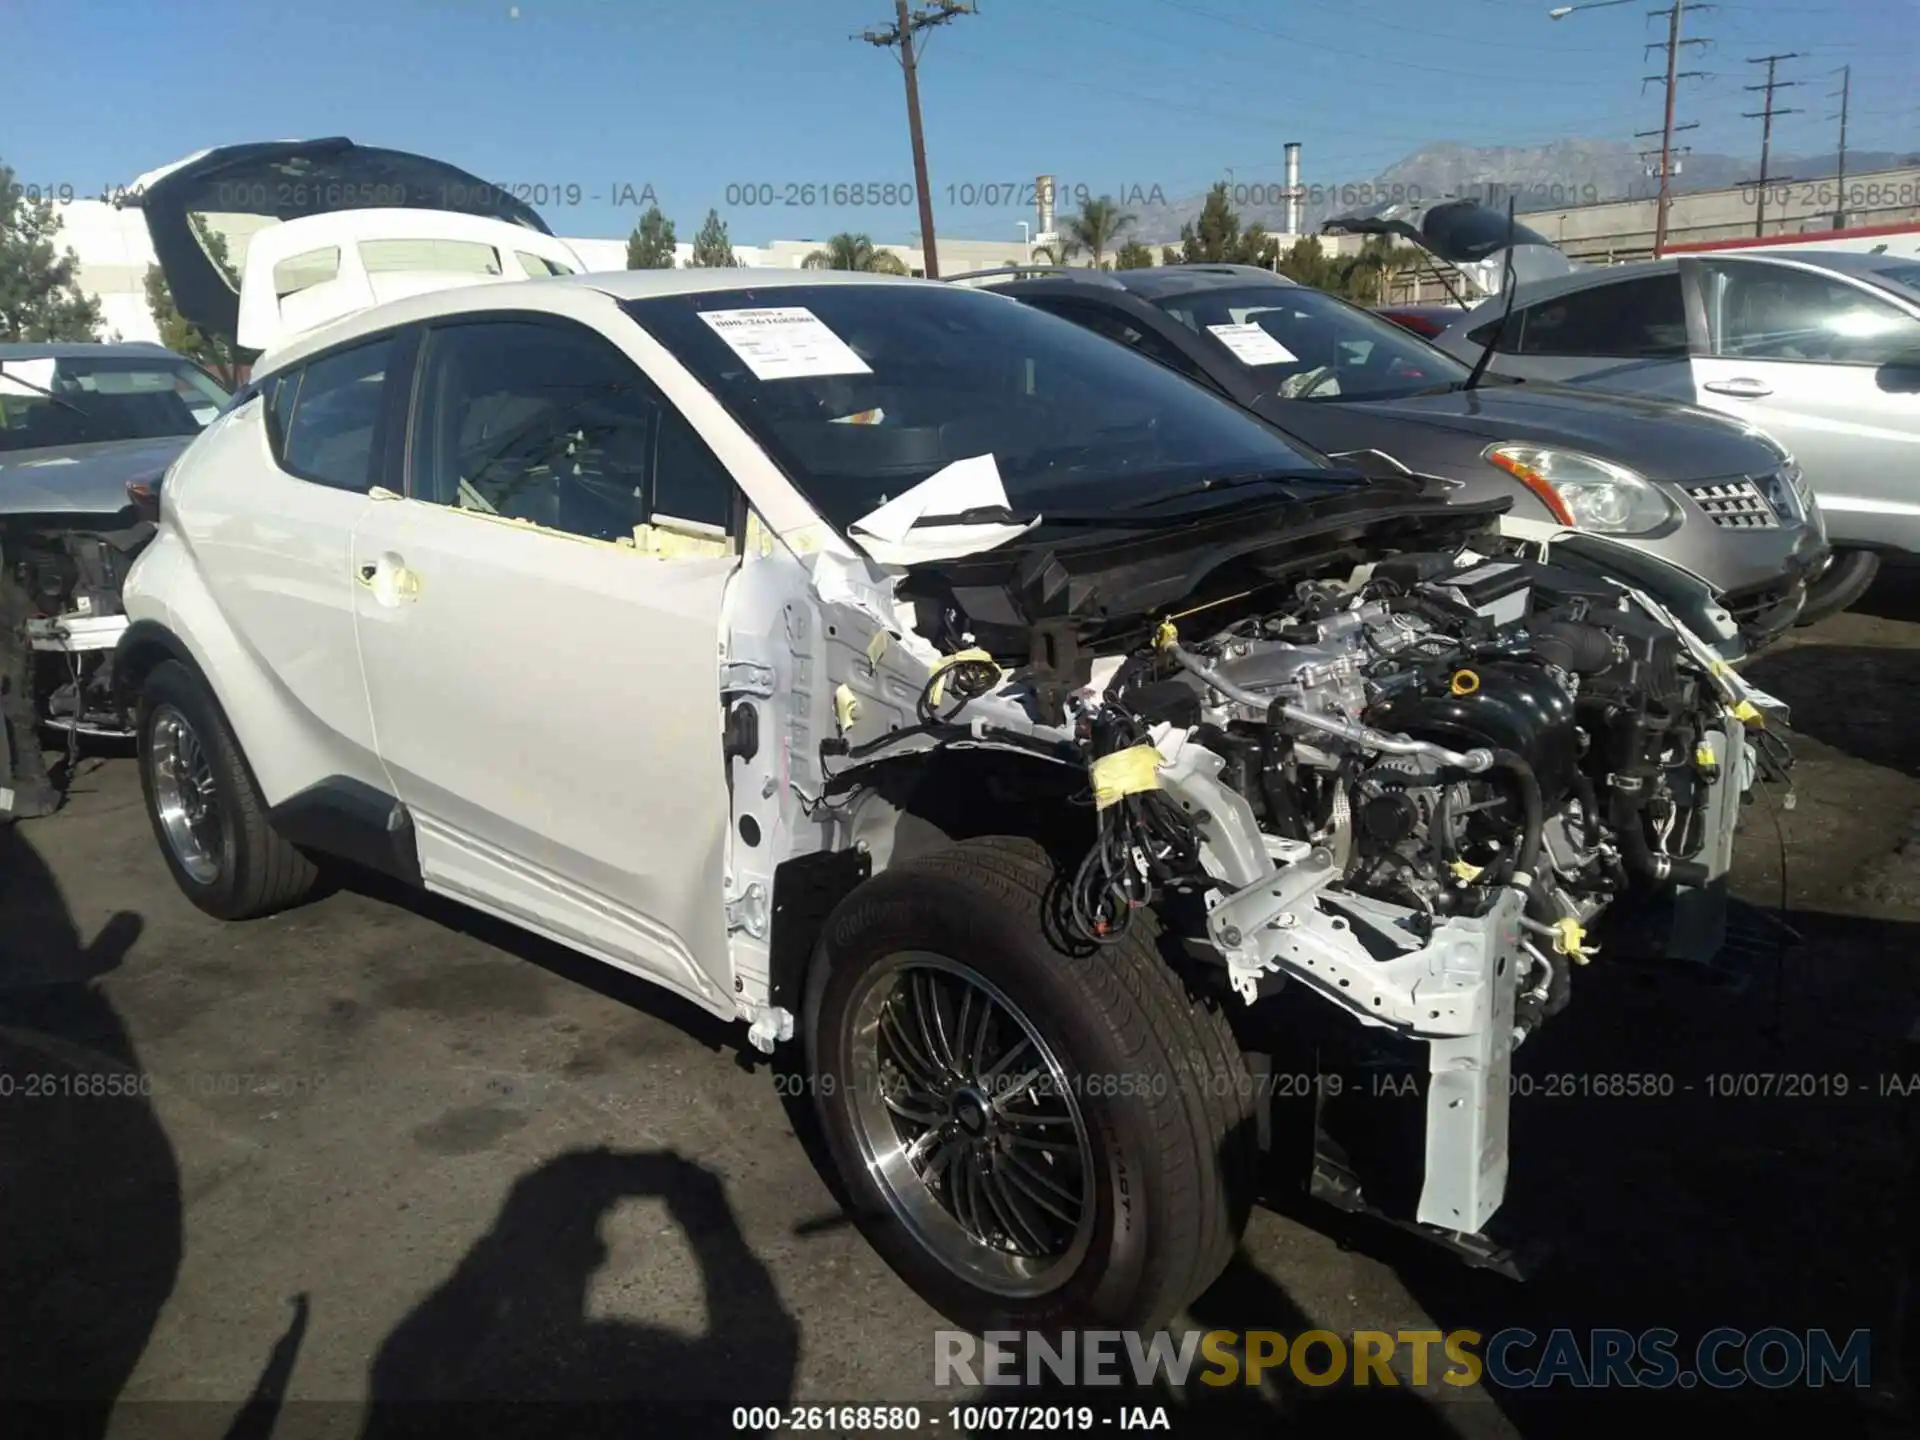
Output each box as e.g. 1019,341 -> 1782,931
1119,138 -> 1920,243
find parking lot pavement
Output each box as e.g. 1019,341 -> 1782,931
5,579 -> 1920,1439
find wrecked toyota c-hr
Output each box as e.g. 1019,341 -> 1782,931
112,264 -> 1791,1332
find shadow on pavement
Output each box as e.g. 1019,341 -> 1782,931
359,1147 -> 800,1438
1849,567 -> 1920,627
1745,644 -> 1920,776
341,871 -> 745,1057
1257,902 -> 1920,1437
0,820 -> 179,1437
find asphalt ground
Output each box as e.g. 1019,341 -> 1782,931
5,574 -> 1920,1439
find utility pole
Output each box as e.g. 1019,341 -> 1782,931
859,0 -> 975,279
1640,1 -> 1712,257
1831,63 -> 1852,229
1742,53 -> 1804,237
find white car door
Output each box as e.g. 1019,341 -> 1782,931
1690,257 -> 1920,551
165,336 -> 395,796
349,314 -> 740,1015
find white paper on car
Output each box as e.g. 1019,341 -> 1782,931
698,307 -> 874,380
1207,323 -> 1297,366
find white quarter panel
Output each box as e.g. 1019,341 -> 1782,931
350,498 -> 737,1014
146,394 -> 384,799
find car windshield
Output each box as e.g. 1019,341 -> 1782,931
0,353 -> 231,453
1865,261 -> 1920,306
1151,283 -> 1474,402
622,284 -> 1332,531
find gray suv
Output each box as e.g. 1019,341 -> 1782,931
954,263 -> 1828,658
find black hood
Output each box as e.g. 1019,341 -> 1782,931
1334,381 -> 1782,483
1249,382 -> 1782,488
898,486 -> 1508,664
121,139 -> 554,342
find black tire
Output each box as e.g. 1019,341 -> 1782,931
1796,548 -> 1880,626
804,835 -> 1254,1332
136,660 -> 319,920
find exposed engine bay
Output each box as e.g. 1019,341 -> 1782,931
1073,550 -> 1775,1031
735,503 -> 1794,1238
0,514 -> 150,819
7,518 -> 149,734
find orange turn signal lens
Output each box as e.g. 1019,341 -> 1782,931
1485,449 -> 1576,527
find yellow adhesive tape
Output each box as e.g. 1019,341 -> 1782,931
866,629 -> 891,665
1732,699 -> 1765,728
1694,744 -> 1717,768
1090,745 -> 1164,811
833,683 -> 860,732
1448,859 -> 1485,883
926,647 -> 998,708
1552,916 -> 1597,963
1153,619 -> 1179,652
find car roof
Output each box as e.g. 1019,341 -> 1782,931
1734,247 -> 1919,282
247,265 -> 968,377
959,263 -> 1298,304
568,266 -> 937,301
0,341 -> 182,361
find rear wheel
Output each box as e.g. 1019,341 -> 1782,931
1796,548 -> 1880,626
137,661 -> 320,919
804,836 -> 1254,1332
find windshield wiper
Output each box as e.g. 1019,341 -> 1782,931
0,371 -> 114,434
1124,468 -> 1359,508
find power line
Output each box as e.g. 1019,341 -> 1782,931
1830,62 -> 1852,227
1642,1 -> 1715,256
858,0 -> 976,279
1740,51 -> 1804,235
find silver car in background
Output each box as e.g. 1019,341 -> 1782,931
1428,250 -> 1920,622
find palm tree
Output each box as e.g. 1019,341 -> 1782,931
802,232 -> 908,274
1348,235 -> 1424,304
1064,195 -> 1137,271
1030,236 -> 1081,267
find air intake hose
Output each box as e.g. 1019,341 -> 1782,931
1531,620 -> 1615,675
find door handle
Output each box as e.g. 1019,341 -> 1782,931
1704,377 -> 1773,398
355,555 -> 421,606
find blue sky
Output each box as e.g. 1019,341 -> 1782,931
6,0 -> 1915,246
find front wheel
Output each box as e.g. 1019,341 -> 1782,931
804,837 -> 1254,1332
1796,548 -> 1881,626
137,660 -> 320,920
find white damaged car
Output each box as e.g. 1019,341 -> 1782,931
111,154 -> 1790,1331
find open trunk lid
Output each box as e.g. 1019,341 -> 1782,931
119,138 -> 569,348
1324,198 -> 1586,300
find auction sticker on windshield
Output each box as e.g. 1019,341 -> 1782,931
699,307 -> 874,381
1208,323 -> 1297,366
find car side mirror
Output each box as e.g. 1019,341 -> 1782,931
1879,349 -> 1920,394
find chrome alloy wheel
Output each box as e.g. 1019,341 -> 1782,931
844,952 -> 1096,1296
149,705 -> 222,885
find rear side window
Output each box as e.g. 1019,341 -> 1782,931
279,336 -> 395,491
1504,274 -> 1689,358
361,238 -> 504,277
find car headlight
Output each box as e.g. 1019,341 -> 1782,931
1484,443 -> 1677,535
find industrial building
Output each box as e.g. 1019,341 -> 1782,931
45,198 -> 1044,347
47,146 -> 1920,343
